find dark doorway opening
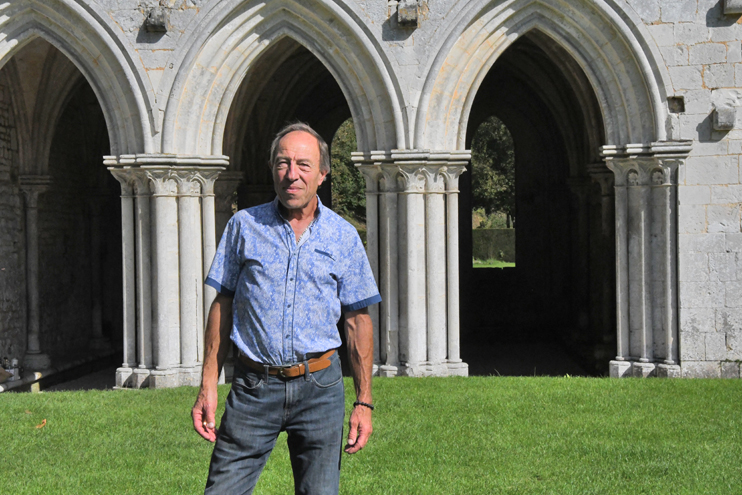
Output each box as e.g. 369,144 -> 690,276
459,32 -> 615,376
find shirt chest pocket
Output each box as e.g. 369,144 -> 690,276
305,248 -> 339,288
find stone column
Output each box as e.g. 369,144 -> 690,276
442,165 -> 467,376
603,142 -> 690,378
108,155 -> 227,388
397,159 -> 428,376
20,176 -> 52,371
213,171 -> 243,240
201,171 -> 221,340
176,172 -> 203,386
109,168 -> 137,387
362,164 -> 382,369
424,167 -> 448,374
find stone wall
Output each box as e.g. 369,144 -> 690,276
0,71 -> 25,361
634,0 -> 742,376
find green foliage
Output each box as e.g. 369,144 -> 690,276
330,119 -> 366,224
471,115 -> 516,221
3,378 -> 742,494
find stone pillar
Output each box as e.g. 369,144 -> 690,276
201,171 -> 221,340
107,155 -> 227,388
398,160 -> 428,376
213,171 -> 243,240
20,176 -> 52,371
362,164 -> 382,370
355,150 -> 469,377
442,165 -> 467,376
603,142 -> 690,378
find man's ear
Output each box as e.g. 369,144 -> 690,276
318,170 -> 328,186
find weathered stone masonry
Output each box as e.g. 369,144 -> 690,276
0,0 -> 740,384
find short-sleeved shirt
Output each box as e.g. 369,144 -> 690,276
205,197 -> 381,365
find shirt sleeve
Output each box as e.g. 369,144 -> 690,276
205,215 -> 242,297
337,231 -> 382,312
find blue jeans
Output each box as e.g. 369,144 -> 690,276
205,352 -> 345,495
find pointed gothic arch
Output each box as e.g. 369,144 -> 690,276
417,0 -> 673,150
0,1 -> 152,154
162,0 -> 403,156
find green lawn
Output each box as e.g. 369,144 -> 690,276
473,258 -> 515,268
4,377 -> 741,494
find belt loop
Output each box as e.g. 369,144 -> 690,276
264,364 -> 269,382
303,359 -> 310,381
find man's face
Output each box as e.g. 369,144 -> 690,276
272,130 -> 327,213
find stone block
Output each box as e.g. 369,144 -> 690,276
679,331 -> 706,360
680,252 -> 710,281
718,307 -> 742,331
680,89 -> 713,114
706,332 -> 728,360
685,156 -> 738,185
681,361 -> 721,378
657,364 -> 682,378
724,0 -> 742,14
663,0 -> 701,23
670,66 -> 704,90
115,367 -> 133,388
677,23 -> 710,45
726,233 -> 742,252
446,361 -> 469,377
690,43 -> 728,65
647,23 -> 675,47
725,330 -> 742,359
710,252 -> 738,281
609,360 -> 632,378
680,307 -> 716,332
679,185 -> 711,204
679,281 -> 726,308
660,45 -> 689,67
729,42 -> 742,63
679,204 -> 707,233
721,361 -> 740,378
680,233 -> 725,254
726,281 -> 742,306
628,0 -> 660,23
632,362 -> 656,377
711,184 -> 742,203
707,204 -> 741,233
713,105 -> 736,128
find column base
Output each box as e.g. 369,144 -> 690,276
656,363 -> 681,378
377,364 -> 399,377
398,361 -> 468,377
446,361 -> 468,377
632,362 -> 656,378
178,365 -> 202,387
609,360 -> 632,378
23,352 -> 51,371
115,367 -> 133,388
149,368 -> 179,388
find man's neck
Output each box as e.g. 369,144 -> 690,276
279,197 -> 319,241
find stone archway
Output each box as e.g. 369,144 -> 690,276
0,38 -> 121,372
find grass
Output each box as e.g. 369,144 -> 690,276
473,258 -> 515,268
4,377 -> 742,494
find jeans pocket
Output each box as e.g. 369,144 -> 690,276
234,368 -> 264,391
310,360 -> 342,389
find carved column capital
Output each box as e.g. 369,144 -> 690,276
19,175 -> 52,207
439,165 -> 466,192
397,164 -> 427,192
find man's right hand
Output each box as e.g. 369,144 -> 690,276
192,386 -> 218,442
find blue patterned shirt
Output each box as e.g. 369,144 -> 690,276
205,197 -> 381,365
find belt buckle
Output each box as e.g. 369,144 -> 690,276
275,364 -> 293,378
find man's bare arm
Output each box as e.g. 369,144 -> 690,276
344,307 -> 374,454
192,293 -> 233,442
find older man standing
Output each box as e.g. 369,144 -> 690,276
192,122 -> 380,495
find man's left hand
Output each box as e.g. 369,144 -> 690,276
344,404 -> 372,454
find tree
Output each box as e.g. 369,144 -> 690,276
330,118 -> 366,225
470,116 -> 516,225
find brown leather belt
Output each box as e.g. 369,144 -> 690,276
238,350 -> 335,378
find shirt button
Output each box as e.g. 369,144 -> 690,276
287,304 -> 292,308
290,278 -> 294,281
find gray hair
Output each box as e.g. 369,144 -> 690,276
269,122 -> 330,174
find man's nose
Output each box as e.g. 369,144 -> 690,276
286,161 -> 299,180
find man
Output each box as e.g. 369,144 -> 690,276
192,122 -> 381,495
